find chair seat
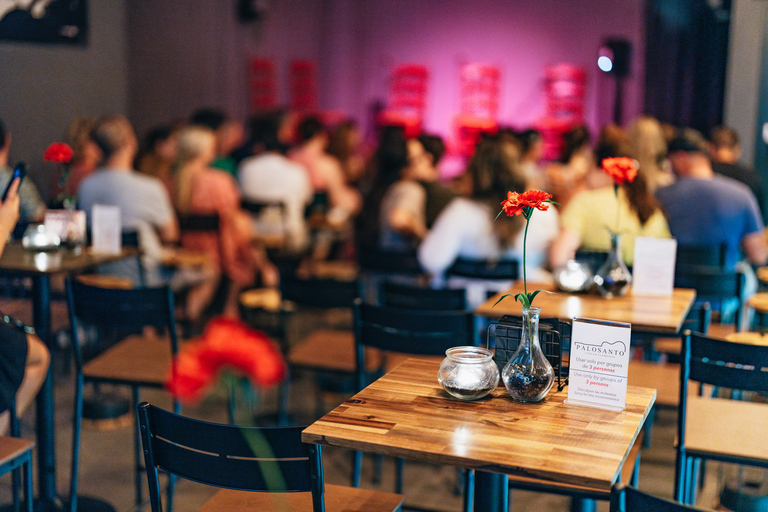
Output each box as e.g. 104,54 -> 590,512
725,331 -> 768,345
197,484 -> 404,512
748,292 -> 768,314
83,334 -> 176,386
0,436 -> 34,468
654,322 -> 736,354
287,329 -> 383,373
684,396 -> 768,465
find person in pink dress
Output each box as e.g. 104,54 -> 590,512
174,125 -> 277,318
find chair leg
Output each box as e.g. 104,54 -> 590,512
462,469 -> 474,512
642,406 -> 655,449
10,406 -> 20,512
569,498 -> 596,512
351,451 -> 362,487
373,454 -> 382,484
132,387 -> 142,508
70,374 -> 84,512
24,450 -> 32,512
167,400 -> 180,512
395,457 -> 404,494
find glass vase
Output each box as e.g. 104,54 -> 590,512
438,346 -> 499,401
501,306 -> 554,403
593,233 -> 632,298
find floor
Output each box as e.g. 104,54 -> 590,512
0,310 -> 754,512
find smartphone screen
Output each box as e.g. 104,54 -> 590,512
2,162 -> 26,201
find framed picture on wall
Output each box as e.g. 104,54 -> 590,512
0,0 -> 87,45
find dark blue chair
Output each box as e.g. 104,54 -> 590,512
138,402 -> 403,512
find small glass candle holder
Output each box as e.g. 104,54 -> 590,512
438,346 -> 499,401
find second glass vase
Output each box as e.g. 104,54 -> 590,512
593,233 -> 632,298
501,306 -> 554,403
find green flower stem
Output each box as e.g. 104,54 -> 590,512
522,207 -> 531,297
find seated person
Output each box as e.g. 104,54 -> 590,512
238,113 -> 313,255
78,115 -> 180,287
418,136 -> 559,308
550,144 -> 671,269
175,125 -> 277,318
0,118 -> 45,225
379,133 -> 454,251
0,177 -> 49,435
190,108 -> 245,178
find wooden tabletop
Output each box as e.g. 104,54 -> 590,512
302,358 -> 656,492
475,282 -> 696,334
0,242 -> 139,275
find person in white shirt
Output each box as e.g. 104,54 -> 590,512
418,136 -> 559,307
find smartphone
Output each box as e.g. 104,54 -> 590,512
2,162 -> 26,201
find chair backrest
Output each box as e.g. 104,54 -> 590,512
137,402 -> 325,512
356,246 -> 423,276
675,243 -> 728,269
65,277 -> 178,370
379,282 -> 467,311
674,265 -> 745,329
353,299 -> 476,390
241,198 -> 287,217
178,213 -> 220,232
445,257 -> 519,281
279,270 -> 360,310
610,483 -> 704,512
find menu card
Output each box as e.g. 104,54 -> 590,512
632,237 -> 677,296
91,205 -> 121,254
566,318 -> 632,412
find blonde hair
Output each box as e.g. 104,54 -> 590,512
174,125 -> 215,213
628,116 -> 669,191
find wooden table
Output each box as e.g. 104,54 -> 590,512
0,242 -> 138,511
302,358 -> 656,512
475,282 -> 697,334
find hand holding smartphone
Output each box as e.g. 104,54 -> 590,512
2,162 -> 25,201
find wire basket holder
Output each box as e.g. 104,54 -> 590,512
487,314 -> 570,391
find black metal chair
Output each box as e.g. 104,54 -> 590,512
352,299 -> 476,493
674,330 -> 768,504
2,404 -> 33,512
66,278 -> 180,512
137,402 -> 404,512
379,281 -> 467,311
611,483 -> 705,512
445,257 -> 520,281
178,213 -> 220,232
674,265 -> 746,331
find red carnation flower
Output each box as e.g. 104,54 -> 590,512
601,157 -> 637,186
43,142 -> 74,164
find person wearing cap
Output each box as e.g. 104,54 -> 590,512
656,128 -> 767,269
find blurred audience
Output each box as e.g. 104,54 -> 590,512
0,118 -> 45,224
379,133 -> 454,251
516,128 -> 545,190
190,108 -> 245,178
78,115 -> 179,287
327,119 -> 366,186
709,125 -> 765,219
289,115 -> 362,227
657,129 -> 767,268
419,136 -> 559,307
628,116 -> 673,193
550,141 -> 670,268
545,124 -> 593,208
175,125 -> 277,318
238,113 -> 313,255
135,123 -> 179,200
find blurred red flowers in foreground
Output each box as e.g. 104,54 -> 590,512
166,317 -> 287,402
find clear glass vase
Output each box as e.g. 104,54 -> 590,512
501,307 -> 554,403
438,346 -> 499,401
593,233 -> 632,298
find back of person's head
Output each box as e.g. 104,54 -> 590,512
595,123 -> 630,164
296,115 -> 325,143
175,125 -> 216,167
667,128 -> 709,156
628,116 -> 667,174
90,115 -> 136,162
516,129 -> 542,156
247,112 -> 283,153
190,108 -> 227,131
710,126 -> 739,150
468,137 -> 527,244
417,134 -> 445,166
559,125 -> 591,164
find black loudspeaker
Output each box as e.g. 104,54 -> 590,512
603,39 -> 632,78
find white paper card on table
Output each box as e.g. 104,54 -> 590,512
566,317 -> 632,412
631,237 -> 677,296
91,205 -> 121,255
